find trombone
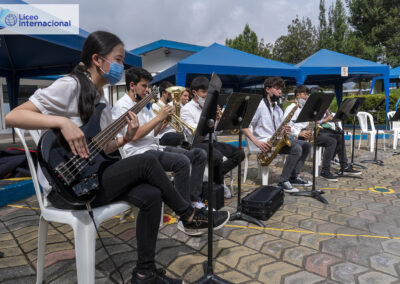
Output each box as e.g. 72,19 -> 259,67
151,86 -> 196,136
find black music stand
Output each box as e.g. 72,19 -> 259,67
192,73 -> 232,284
348,97 -> 367,169
361,98 -> 385,166
215,92 -> 264,227
391,108 -> 400,156
332,98 -> 362,179
291,92 -> 335,204
0,251 -> 3,258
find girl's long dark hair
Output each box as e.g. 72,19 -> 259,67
71,31 -> 123,123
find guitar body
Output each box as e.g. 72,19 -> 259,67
37,104 -> 115,205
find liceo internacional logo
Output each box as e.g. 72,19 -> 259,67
0,4 -> 79,34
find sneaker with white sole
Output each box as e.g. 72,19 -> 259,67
177,207 -> 230,236
277,181 -> 300,193
289,176 -> 312,187
320,171 -> 338,182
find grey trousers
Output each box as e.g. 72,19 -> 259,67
278,139 -> 311,183
147,146 -> 207,203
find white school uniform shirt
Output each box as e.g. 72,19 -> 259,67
150,100 -> 175,138
283,102 -> 308,138
249,99 -> 284,142
29,76 -> 112,197
180,99 -> 202,141
112,93 -> 162,156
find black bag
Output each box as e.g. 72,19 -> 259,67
202,182 -> 224,210
241,186 -> 284,221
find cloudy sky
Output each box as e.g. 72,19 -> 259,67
25,0 -> 335,51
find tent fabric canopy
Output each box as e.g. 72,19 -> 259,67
370,66 -> 400,91
152,43 -> 301,89
0,29 -> 141,109
295,49 -> 390,122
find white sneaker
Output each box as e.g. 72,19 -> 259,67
193,201 -> 206,209
223,184 -> 232,198
278,181 -> 300,193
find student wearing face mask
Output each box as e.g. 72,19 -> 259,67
287,86 -> 361,180
6,31 -> 229,284
243,78 -> 312,192
180,76 -> 244,199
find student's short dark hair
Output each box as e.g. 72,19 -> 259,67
125,67 -> 153,91
263,77 -> 285,90
294,85 -> 310,97
159,81 -> 174,95
190,76 -> 209,92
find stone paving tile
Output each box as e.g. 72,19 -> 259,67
236,253 -> 275,278
344,244 -> 382,266
284,271 -> 324,284
244,232 -> 279,251
305,253 -> 341,277
369,253 -> 400,277
357,271 -> 398,284
330,262 -> 369,283
283,246 -> 317,267
261,239 -> 297,259
258,262 -> 300,284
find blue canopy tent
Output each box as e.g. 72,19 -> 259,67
152,43 -> 301,90
0,30 -> 142,109
370,66 -> 400,93
296,49 -> 390,120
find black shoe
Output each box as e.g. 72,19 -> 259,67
131,268 -> 184,284
342,166 -> 362,175
289,176 -> 312,187
320,171 -> 338,182
178,207 -> 229,236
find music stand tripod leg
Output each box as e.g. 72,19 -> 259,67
291,115 -> 328,204
229,118 -> 265,228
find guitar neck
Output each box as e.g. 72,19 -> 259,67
92,88 -> 158,149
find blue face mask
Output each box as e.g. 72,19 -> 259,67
100,57 -> 124,85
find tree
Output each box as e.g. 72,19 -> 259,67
225,24 -> 272,58
317,0 -> 331,49
346,0 -> 400,66
272,16 -> 317,64
328,0 -> 349,52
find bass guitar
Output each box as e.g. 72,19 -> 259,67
37,87 -> 158,205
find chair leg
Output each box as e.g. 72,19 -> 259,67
73,221 -> 96,284
370,133 -> 374,152
261,166 -> 269,185
358,133 -> 362,150
160,202 -> 164,227
229,170 -> 234,196
394,131 -> 398,150
36,216 -> 48,284
243,153 -> 249,183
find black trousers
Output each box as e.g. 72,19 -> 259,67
314,132 -> 337,173
196,141 -> 244,184
47,152 -> 193,275
319,129 -> 348,166
159,132 -> 185,147
279,139 -> 311,182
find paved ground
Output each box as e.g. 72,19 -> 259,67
1,133 -> 400,283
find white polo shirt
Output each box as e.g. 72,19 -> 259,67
180,99 -> 202,141
112,93 -> 162,156
249,99 -> 284,142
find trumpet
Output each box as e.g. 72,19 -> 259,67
151,86 -> 196,136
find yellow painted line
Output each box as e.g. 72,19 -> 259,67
225,224 -> 394,240
8,204 -> 39,210
2,177 -> 32,181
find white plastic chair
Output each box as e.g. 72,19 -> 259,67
15,128 -> 133,284
388,111 -> 400,149
119,147 -> 164,227
243,136 -> 269,185
357,111 -> 386,152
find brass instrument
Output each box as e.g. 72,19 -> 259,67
151,86 -> 196,135
257,101 -> 299,167
305,121 -> 323,144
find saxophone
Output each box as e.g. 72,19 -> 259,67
305,121 -> 323,144
257,101 -> 299,166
